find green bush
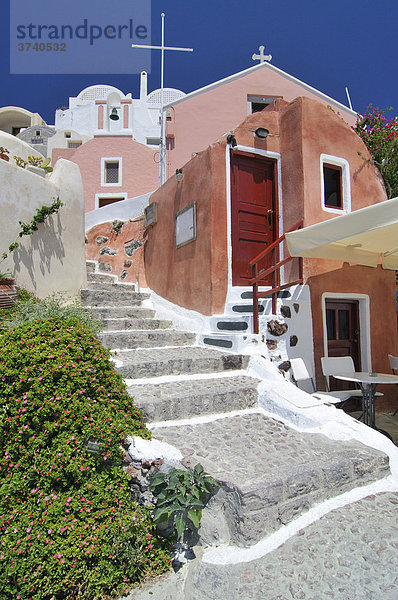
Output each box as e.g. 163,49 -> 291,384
354,106 -> 398,199
0,318 -> 169,600
1,293 -> 102,335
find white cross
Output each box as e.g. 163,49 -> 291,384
252,45 -> 272,64
132,13 -> 193,186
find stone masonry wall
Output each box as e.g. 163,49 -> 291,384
85,217 -> 147,286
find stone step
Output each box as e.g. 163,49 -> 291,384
115,346 -> 250,379
145,492 -> 398,600
88,306 -> 156,319
102,317 -> 172,331
152,412 -> 390,547
127,375 -> 258,422
86,260 -> 96,275
81,289 -> 150,306
98,329 -> 196,350
85,281 -> 137,292
87,272 -> 118,284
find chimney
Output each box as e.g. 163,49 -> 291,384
140,71 -> 148,100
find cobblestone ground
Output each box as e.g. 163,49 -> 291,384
152,412 -> 388,488
128,492 -> 398,600
151,413 -> 388,546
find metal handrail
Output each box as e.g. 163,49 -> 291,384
250,220 -> 303,334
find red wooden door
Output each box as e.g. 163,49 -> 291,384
231,153 -> 276,285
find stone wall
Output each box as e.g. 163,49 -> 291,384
85,218 -> 147,286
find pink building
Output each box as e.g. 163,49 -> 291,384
53,62 -> 357,215
52,136 -> 158,212
164,61 -> 357,180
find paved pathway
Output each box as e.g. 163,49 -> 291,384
127,491 -> 398,600
83,262 -> 398,599
152,412 -> 389,546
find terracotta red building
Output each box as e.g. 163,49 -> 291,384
143,97 -> 397,408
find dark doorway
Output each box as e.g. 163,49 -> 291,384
325,299 -> 361,391
230,152 -> 277,286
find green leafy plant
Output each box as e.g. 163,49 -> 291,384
0,318 -> 170,599
13,155 -> 53,173
150,464 -> 219,541
27,155 -> 54,173
0,270 -> 13,280
0,198 -> 63,278
0,146 -> 10,162
354,105 -> 398,199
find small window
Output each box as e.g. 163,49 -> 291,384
320,154 -> 350,214
247,95 -> 279,114
64,132 -> 71,138
98,196 -> 124,208
101,157 -> 122,186
252,102 -> 268,113
323,164 -> 342,209
105,161 -> 119,184
35,130 -> 41,136
68,141 -> 82,149
146,137 -> 161,146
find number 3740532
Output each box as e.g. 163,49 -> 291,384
18,42 -> 66,51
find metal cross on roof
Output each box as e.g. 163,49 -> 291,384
252,45 -> 272,64
132,13 -> 193,186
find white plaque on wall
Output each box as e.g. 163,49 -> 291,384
175,203 -> 196,248
144,202 -> 157,228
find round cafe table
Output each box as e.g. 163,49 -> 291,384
332,371 -> 398,431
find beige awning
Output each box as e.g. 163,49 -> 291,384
285,197 -> 398,270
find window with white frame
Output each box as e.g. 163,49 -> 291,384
101,157 -> 122,186
247,95 -> 280,114
95,192 -> 127,209
320,154 -> 351,214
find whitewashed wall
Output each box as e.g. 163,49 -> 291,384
0,136 -> 86,299
84,191 -> 152,231
0,130 -> 43,162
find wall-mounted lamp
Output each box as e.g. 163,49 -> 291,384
227,134 -> 237,147
254,127 -> 269,139
109,108 -> 119,121
176,168 -> 183,182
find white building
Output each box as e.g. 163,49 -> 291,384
53,71 -> 185,148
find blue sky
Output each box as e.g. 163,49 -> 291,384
1,0 -> 397,124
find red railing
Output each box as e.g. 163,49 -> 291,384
249,220 -> 303,334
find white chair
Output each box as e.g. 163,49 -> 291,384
320,356 -> 364,399
321,356 -> 383,422
388,354 -> 398,416
388,354 -> 398,374
289,358 -> 352,406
